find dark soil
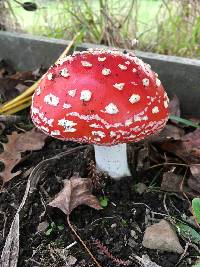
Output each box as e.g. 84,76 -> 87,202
0,121 -> 198,267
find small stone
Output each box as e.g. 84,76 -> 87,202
37,221 -> 48,232
128,238 -> 137,248
135,183 -> 148,195
130,230 -> 138,239
142,219 -> 184,254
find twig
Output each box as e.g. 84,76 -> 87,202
67,216 -> 102,267
176,242 -> 189,266
163,193 -> 170,216
148,162 -> 189,169
66,241 -> 77,250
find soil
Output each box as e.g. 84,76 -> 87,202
0,119 -> 198,267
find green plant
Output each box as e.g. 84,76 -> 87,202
121,218 -> 128,226
99,196 -> 109,208
7,0 -> 200,58
169,115 -> 200,129
192,263 -> 200,267
45,222 -> 65,236
192,198 -> 200,224
152,0 -> 200,58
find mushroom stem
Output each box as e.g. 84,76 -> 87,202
94,143 -> 131,180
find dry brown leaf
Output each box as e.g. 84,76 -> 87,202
0,78 -> 19,102
160,129 -> 200,163
10,71 -> 33,81
169,95 -> 181,117
49,176 -> 102,215
188,164 -> 200,194
161,172 -> 182,192
149,124 -> 184,143
0,128 -> 47,183
181,129 -> 200,158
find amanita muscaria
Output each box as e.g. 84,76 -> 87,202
31,48 -> 169,179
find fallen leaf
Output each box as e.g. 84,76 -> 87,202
182,129 -> 200,158
0,128 -> 47,183
10,71 -> 33,81
160,129 -> 200,163
188,164 -> 200,193
49,176 -> 102,215
161,172 -> 182,192
149,124 -> 184,142
0,78 -> 19,102
0,60 -> 45,104
169,95 -> 181,117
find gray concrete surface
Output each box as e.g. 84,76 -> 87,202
0,31 -> 200,116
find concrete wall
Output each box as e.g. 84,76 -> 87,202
0,31 -> 200,116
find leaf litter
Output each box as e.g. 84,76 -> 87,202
0,128 -> 47,183
0,60 -> 45,103
48,176 -> 102,215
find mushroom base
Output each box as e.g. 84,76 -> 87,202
94,143 -> 131,180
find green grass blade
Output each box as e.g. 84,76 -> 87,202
99,196 -> 109,208
169,115 -> 200,128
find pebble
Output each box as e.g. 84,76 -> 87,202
128,238 -> 137,248
142,219 -> 183,254
135,183 -> 148,195
66,255 -> 77,266
37,221 -> 48,232
130,229 -> 138,239
111,223 -> 117,228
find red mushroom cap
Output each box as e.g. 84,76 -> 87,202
31,48 -> 169,145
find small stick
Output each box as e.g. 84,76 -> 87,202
66,241 -> 77,250
67,216 -> 102,267
148,162 -> 189,169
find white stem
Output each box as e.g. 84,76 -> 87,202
94,143 -> 131,180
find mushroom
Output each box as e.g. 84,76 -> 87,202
31,48 -> 169,180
